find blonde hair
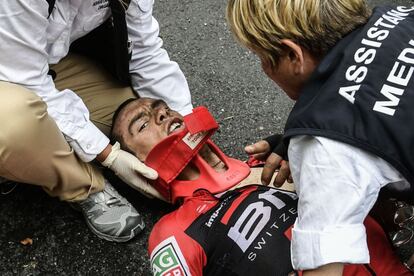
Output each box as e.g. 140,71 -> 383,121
227,0 -> 371,67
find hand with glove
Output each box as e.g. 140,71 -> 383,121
98,142 -> 165,200
244,134 -> 292,187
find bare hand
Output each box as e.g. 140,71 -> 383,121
244,140 -> 271,161
245,140 -> 292,186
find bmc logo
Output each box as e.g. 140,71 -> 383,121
151,237 -> 190,276
228,189 -> 297,252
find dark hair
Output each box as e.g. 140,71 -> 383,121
110,98 -> 138,151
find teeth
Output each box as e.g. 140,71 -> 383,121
169,122 -> 181,133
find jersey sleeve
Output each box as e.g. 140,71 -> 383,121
286,216 -> 411,275
148,213 -> 206,276
349,216 -> 411,275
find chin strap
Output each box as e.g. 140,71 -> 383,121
170,140 -> 250,203
145,107 -> 219,201
145,106 -> 250,203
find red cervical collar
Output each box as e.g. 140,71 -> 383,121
145,106 -> 250,203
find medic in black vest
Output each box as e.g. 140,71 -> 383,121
227,2 -> 414,272
285,6 -> 414,201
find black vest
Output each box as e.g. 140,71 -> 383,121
284,6 -> 414,202
47,0 -> 132,85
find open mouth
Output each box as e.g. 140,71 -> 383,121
168,119 -> 185,135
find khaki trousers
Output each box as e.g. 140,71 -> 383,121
0,54 -> 136,201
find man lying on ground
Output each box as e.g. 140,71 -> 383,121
111,98 -> 410,275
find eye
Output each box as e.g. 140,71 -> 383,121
138,121 -> 148,132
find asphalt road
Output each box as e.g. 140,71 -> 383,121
0,0 -> 412,275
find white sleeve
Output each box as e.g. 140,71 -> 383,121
288,135 -> 406,270
0,1 -> 109,162
126,0 -> 193,116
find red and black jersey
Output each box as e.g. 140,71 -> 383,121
148,185 -> 409,276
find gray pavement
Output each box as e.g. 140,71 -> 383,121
0,0 -> 412,275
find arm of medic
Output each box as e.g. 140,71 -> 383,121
125,0 -> 193,116
245,134 -> 293,186
115,0 -> 195,197
0,1 -> 162,199
98,142 -> 163,199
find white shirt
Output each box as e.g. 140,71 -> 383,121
288,135 -> 409,270
0,0 -> 192,161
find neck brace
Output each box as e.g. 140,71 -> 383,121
145,106 -> 250,203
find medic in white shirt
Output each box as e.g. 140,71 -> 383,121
0,0 -> 192,242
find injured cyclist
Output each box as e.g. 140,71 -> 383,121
111,98 -> 409,275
